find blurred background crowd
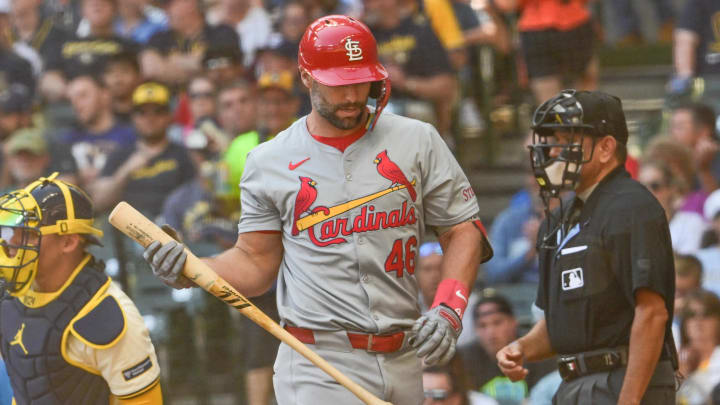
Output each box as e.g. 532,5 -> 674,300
0,0 -> 720,404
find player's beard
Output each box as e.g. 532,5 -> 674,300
311,82 -> 366,130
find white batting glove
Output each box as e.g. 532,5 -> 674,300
410,304 -> 462,366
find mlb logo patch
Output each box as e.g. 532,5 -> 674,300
561,268 -> 584,291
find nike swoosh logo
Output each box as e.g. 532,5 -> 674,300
289,157 -> 310,170
455,290 -> 468,304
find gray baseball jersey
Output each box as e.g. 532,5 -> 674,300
237,111 -> 479,334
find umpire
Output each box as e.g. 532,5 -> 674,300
497,90 -> 677,404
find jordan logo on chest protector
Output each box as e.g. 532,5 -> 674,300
11,323 -> 28,355
292,150 -> 418,247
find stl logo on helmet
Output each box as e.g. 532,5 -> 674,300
345,38 -> 363,61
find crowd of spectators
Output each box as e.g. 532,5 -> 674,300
1,0 -> 720,404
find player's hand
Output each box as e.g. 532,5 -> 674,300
142,228 -> 193,289
496,341 -> 529,381
410,305 -> 462,366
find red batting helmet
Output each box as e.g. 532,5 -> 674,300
298,15 -> 391,130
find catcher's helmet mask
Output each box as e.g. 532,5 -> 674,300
298,15 -> 391,131
0,173 -> 103,296
529,89 -> 598,198
529,89 -> 619,249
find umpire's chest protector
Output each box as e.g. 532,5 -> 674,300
0,258 -> 113,405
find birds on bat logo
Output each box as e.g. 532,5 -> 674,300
374,150 -> 417,202
291,150 -> 418,246
292,176 -> 328,236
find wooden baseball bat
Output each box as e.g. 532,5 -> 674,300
109,202 -> 393,405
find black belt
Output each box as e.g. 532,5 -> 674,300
557,346 -> 628,382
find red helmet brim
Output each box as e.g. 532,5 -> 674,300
307,63 -> 388,87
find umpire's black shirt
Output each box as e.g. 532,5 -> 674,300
535,166 -> 675,356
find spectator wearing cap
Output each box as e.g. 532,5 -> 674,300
458,292 -> 556,405
140,0 -> 241,86
42,0 -> 139,100
0,86 -> 79,190
255,40 -> 297,76
0,85 -> 33,141
670,102 -> 720,198
1,126 -> 79,192
203,47 -> 246,87
4,127 -> 49,183
90,81 -> 195,217
102,51 -> 142,123
59,74 -> 137,187
253,41 -> 309,114
697,190 -> 720,296
422,355 -> 499,405
364,0 -> 458,142
114,0 -> 168,44
256,70 -> 300,140
208,0 -> 272,67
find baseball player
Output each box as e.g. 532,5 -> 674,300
0,174 -> 162,404
144,15 -> 492,405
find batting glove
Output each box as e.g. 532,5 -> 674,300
410,304 -> 462,366
142,225 -> 193,289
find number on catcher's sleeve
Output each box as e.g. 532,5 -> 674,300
384,236 -> 417,278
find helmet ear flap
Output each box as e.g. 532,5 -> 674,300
369,81 -> 382,99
